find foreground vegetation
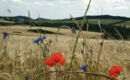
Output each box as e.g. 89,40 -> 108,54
0,0 -> 130,80
0,25 -> 130,80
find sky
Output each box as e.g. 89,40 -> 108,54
0,0 -> 130,19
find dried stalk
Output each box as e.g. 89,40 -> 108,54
36,71 -> 117,80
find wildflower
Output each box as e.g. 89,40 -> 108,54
33,36 -> 46,43
80,65 -> 88,71
33,37 -> 41,43
51,53 -> 63,62
43,36 -> 46,40
44,58 -> 56,67
25,76 -> 29,80
3,32 -> 8,38
44,52 -> 65,67
66,68 -> 70,71
65,64 -> 71,71
109,66 -> 123,78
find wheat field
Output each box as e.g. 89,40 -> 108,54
0,26 -> 130,80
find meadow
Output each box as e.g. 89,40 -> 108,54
0,25 -> 130,80
0,0 -> 130,80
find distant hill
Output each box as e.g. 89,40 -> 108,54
77,15 -> 130,20
0,16 -> 33,22
0,15 -> 130,21
0,15 -> 130,40
63,15 -> 130,21
0,15 -> 130,26
35,18 -> 50,21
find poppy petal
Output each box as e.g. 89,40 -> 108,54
44,58 -> 56,67
109,66 -> 123,78
109,73 -> 118,78
59,58 -> 65,66
116,66 -> 123,73
51,52 -> 63,62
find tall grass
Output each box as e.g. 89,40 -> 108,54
0,0 -> 129,80
0,27 -> 129,80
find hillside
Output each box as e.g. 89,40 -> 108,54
0,16 -> 32,21
1,15 -> 130,27
0,15 -> 130,21
73,15 -> 130,20
0,15 -> 130,40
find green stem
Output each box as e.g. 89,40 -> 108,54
70,30 -> 81,68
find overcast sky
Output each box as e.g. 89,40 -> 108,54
0,0 -> 130,19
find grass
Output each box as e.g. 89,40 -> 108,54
0,30 -> 130,80
0,19 -> 14,23
88,19 -> 122,25
0,26 -> 103,39
0,0 -> 130,79
116,21 -> 130,26
0,17 -> 124,26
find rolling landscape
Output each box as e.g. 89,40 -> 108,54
0,0 -> 130,80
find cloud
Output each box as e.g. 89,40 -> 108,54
113,6 -> 128,10
59,0 -> 70,4
110,0 -> 125,2
9,0 -> 44,6
47,2 -> 56,7
1,0 -> 7,2
33,2 -> 43,6
83,0 -> 89,4
44,0 -> 70,7
82,0 -> 130,11
11,0 -> 22,3
0,0 -> 130,18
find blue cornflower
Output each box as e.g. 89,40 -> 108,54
3,32 -> 8,37
66,68 -> 70,71
25,76 -> 29,80
43,36 -> 46,40
80,65 -> 88,71
33,37 -> 41,43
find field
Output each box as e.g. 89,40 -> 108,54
0,25 -> 130,80
0,1 -> 130,79
116,21 -> 130,27
88,19 -> 122,25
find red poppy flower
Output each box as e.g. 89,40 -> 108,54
59,58 -> 65,65
109,66 -> 123,78
51,52 -> 63,62
44,58 -> 56,67
44,52 -> 65,67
